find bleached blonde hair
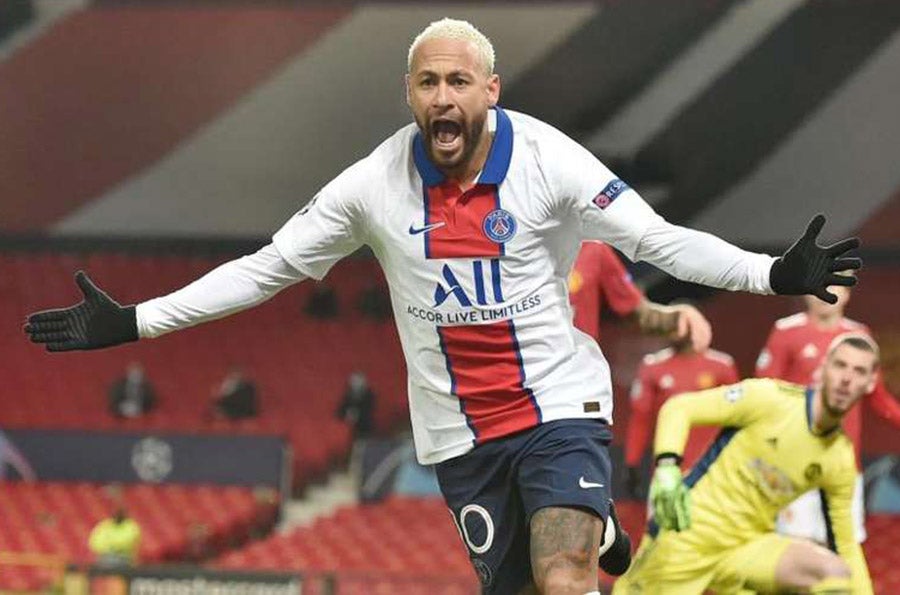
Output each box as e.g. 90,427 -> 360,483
408,18 -> 495,76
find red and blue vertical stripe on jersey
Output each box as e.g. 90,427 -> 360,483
438,318 -> 541,443
413,106 -> 540,443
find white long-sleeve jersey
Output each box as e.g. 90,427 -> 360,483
138,107 -> 774,464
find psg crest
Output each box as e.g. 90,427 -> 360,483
482,209 -> 517,243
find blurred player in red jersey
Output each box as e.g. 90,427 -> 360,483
568,241 -> 712,351
625,334 -> 739,498
756,280 -> 900,543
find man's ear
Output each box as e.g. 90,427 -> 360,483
487,73 -> 500,107
405,74 -> 412,107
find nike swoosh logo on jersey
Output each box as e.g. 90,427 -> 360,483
579,476 -> 604,489
408,222 -> 446,235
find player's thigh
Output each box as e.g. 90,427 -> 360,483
529,505 -> 603,588
773,538 -> 850,591
436,443 -> 532,594
718,533 -> 842,593
517,419 -> 613,590
614,532 -> 716,595
612,535 -> 653,595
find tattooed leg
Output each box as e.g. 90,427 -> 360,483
529,506 -> 603,594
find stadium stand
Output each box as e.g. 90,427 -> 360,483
216,494 -> 900,593
0,481 -> 278,592
216,495 -> 478,593
0,249 -> 407,491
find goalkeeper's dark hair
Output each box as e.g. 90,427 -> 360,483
826,333 -> 880,368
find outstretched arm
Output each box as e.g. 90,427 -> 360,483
649,379 -> 788,531
24,243 -> 305,350
654,378 -> 788,458
544,119 -> 860,302
136,243 -> 304,338
633,214 -> 860,304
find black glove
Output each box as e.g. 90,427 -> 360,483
769,214 -> 861,304
625,466 -> 645,500
24,271 -> 138,352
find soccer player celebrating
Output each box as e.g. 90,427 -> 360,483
614,333 -> 879,594
624,327 -> 739,499
757,280 -> 900,545
25,19 -> 861,595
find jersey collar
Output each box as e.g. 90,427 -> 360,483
412,106 -> 513,188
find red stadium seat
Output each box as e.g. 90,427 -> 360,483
213,495 -> 478,591
2,251 -> 407,492
0,480 -> 279,592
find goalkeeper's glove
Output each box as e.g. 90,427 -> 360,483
24,271 -> 138,352
650,456 -> 691,532
769,214 -> 861,304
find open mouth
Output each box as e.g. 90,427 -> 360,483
432,120 -> 462,149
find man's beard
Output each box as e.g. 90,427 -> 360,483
821,384 -> 851,417
822,395 -> 846,417
418,113 -> 487,173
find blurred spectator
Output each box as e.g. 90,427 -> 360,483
212,368 -> 259,420
0,429 -> 36,481
88,506 -> 141,567
337,372 -> 377,483
336,372 -> 376,440
185,522 -> 212,562
357,280 -> 391,321
108,362 -> 156,418
304,283 -> 339,319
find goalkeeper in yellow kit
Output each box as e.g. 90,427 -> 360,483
614,333 -> 876,594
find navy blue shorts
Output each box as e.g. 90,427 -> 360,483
436,418 -> 613,594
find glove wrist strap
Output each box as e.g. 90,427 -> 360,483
655,452 -> 682,466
